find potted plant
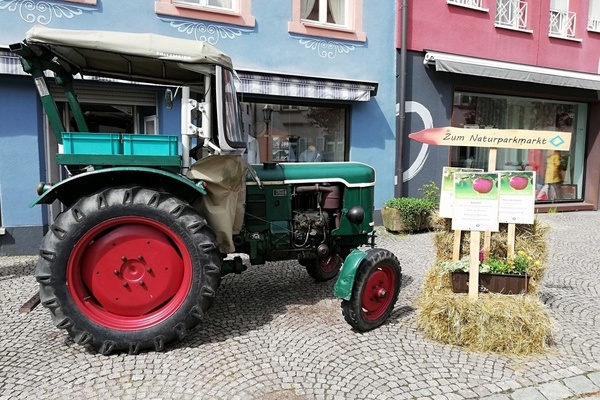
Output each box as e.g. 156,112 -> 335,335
381,181 -> 439,233
440,250 -> 540,294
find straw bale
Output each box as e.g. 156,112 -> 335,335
416,288 -> 555,355
416,218 -> 554,355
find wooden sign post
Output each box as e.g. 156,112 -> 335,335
409,127 -> 571,299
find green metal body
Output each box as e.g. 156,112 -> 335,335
231,162 -> 376,266
31,167 -> 206,208
247,162 -> 375,236
333,249 -> 368,300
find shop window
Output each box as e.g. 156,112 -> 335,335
450,92 -> 586,203
155,0 -> 255,27
289,0 -> 366,42
240,101 -> 347,163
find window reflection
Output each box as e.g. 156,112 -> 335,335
240,102 -> 346,163
451,92 -> 586,202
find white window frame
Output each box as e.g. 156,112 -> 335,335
174,0 -> 236,12
588,0 -> 600,33
302,0 -> 349,28
495,0 -> 531,32
446,0 -> 489,12
155,0 -> 255,27
144,115 -> 158,134
289,0 -> 365,42
549,4 -> 579,41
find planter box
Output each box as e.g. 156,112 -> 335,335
451,272 -> 529,294
381,207 -> 431,233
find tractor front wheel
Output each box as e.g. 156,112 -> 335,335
341,249 -> 401,331
304,253 -> 342,281
35,187 -> 221,355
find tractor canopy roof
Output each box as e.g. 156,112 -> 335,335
11,25 -> 233,86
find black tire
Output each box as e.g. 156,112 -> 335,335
35,186 -> 221,355
341,248 -> 401,331
304,254 -> 342,281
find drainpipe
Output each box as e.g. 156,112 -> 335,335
394,0 -> 408,198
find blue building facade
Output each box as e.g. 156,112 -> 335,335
0,0 -> 397,255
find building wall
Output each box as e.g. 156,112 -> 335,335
404,1 -> 600,73
0,0 -> 396,254
397,1 -> 600,206
0,76 -> 45,255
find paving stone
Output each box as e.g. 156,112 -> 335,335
563,375 -> 600,396
537,381 -> 575,400
510,387 -> 547,400
588,372 -> 600,387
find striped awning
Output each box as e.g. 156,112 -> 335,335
236,70 -> 377,102
0,49 -> 25,75
424,50 -> 600,91
4,49 -> 378,101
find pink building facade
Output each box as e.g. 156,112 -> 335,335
398,0 -> 600,211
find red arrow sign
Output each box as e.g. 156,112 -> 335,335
409,127 -> 571,151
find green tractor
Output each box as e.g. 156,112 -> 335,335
11,26 -> 402,355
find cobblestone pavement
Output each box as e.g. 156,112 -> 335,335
1,212 -> 600,400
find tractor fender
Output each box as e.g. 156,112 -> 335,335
333,248 -> 368,301
30,167 -> 207,208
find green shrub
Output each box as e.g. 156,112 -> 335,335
419,180 -> 440,207
383,197 -> 436,228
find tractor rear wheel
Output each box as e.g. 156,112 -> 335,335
341,249 -> 401,331
35,187 -> 221,355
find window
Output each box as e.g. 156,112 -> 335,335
64,0 -> 97,4
289,0 -> 365,42
302,0 -> 347,26
221,68 -> 245,148
155,0 -> 255,27
588,0 -> 600,32
451,92 -> 586,203
144,116 -> 157,134
495,0 -> 529,31
446,0 -> 488,12
176,0 -> 235,11
549,0 -> 577,39
240,102 -> 347,163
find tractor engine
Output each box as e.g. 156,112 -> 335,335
239,181 -> 343,265
292,210 -> 329,248
291,184 -> 342,255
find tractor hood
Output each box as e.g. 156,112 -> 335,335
12,25 -> 233,85
249,162 -> 376,188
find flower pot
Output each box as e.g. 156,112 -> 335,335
381,206 -> 431,233
381,207 -> 409,232
451,272 -> 529,294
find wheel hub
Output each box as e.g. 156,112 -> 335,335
361,267 -> 395,320
80,224 -> 184,316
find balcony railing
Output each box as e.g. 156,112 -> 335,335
549,9 -> 576,38
447,0 -> 485,10
495,0 -> 527,30
588,16 -> 600,32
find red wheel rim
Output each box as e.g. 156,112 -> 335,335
319,255 -> 340,274
360,265 -> 397,321
67,216 -> 192,330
